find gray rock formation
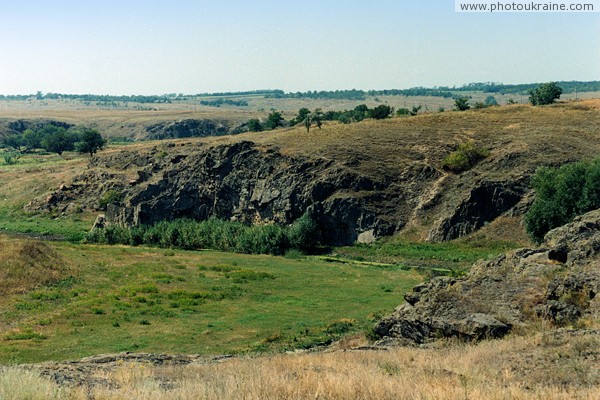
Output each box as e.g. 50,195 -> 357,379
29,139 -> 535,245
375,209 -> 600,344
102,141 -> 397,245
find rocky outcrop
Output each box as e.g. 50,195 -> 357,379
427,179 -> 529,241
28,136 -> 539,245
145,119 -> 230,140
102,141 -> 399,245
375,209 -> 600,344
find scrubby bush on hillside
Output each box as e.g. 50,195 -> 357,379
454,97 -> 471,111
98,190 -> 123,211
368,104 -> 394,119
484,96 -> 499,107
442,141 -> 490,172
85,213 -> 322,256
525,159 -> 600,243
247,119 -> 263,132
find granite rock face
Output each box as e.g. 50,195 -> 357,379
375,210 -> 600,344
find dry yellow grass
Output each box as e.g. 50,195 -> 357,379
0,236 -> 67,295
2,330 -> 597,399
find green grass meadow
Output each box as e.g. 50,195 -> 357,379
0,242 -> 422,364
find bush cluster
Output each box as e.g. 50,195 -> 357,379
85,214 -> 321,256
525,159 -> 600,243
442,141 -> 490,172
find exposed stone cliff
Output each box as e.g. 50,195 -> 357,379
375,209 -> 600,344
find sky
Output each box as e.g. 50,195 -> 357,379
0,0 -> 598,95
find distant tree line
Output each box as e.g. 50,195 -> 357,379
0,92 -> 172,104
246,104 -> 395,133
199,99 -> 249,107
452,81 -> 600,95
0,123 -> 105,157
1,82 -> 596,103
266,88 -> 455,100
193,89 -> 285,98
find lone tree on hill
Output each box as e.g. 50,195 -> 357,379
300,108 -> 325,133
312,108 -> 324,129
76,128 -> 106,157
529,82 -> 563,106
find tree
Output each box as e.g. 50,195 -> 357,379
263,110 -> 285,130
409,105 -> 422,116
312,108 -> 324,129
529,82 -> 563,106
303,113 -> 312,133
484,96 -> 499,107
22,129 -> 44,152
247,119 -> 263,132
524,159 -> 600,243
369,104 -> 394,119
454,97 -> 470,111
40,127 -> 77,155
0,133 -> 23,150
76,128 -> 106,157
290,108 -> 310,126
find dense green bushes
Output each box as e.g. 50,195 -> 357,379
442,141 -> 490,172
85,214 -> 321,256
1,124 -> 105,157
525,159 -> 600,243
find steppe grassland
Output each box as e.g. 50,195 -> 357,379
1,331 -> 598,399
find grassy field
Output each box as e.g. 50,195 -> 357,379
0,236 -> 423,364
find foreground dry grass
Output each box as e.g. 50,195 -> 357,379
1,330 -> 598,399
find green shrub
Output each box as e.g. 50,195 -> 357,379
325,318 -> 355,336
484,95 -> 499,107
396,108 -> 410,116
454,97 -> 471,111
287,213 -> 320,252
525,159 -> 600,242
237,224 -> 289,255
98,190 -> 123,211
442,141 -> 490,172
85,213 -> 321,256
3,152 -> 20,165
284,249 -> 305,259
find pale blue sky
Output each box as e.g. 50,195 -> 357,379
0,0 -> 598,94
